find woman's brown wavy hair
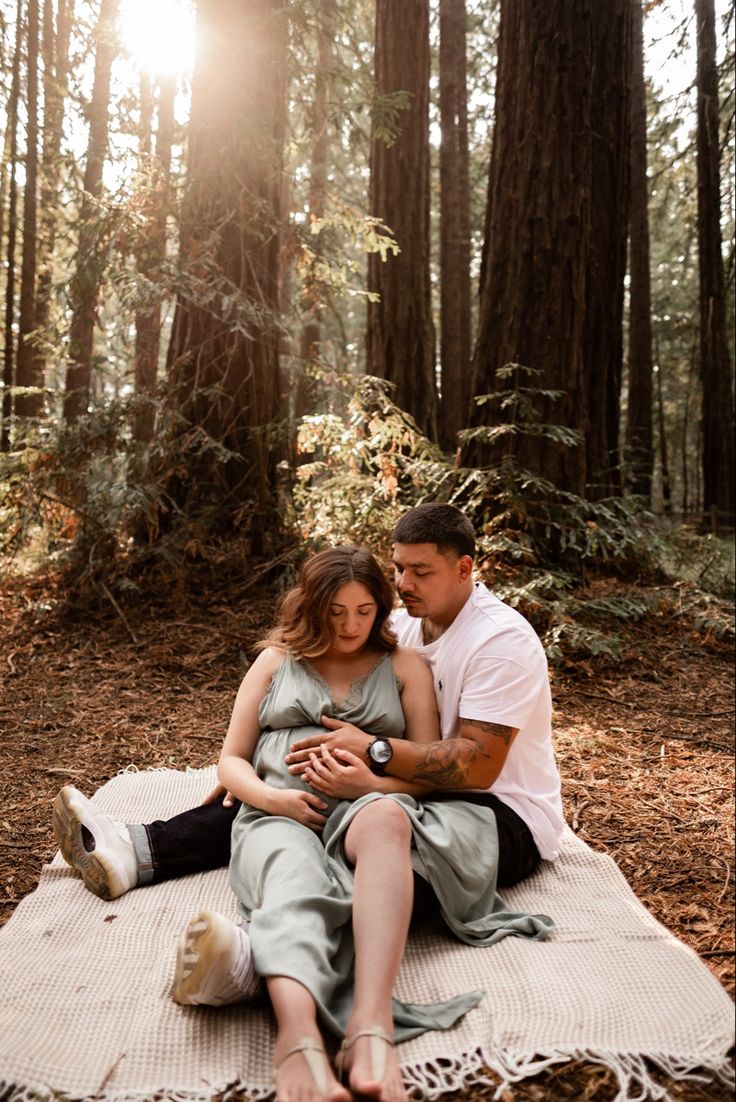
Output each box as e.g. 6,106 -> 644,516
260,546 -> 397,659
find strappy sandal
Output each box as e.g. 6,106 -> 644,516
275,1037 -> 331,1096
335,1026 -> 394,1085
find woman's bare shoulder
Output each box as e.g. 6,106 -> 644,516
390,645 -> 430,679
249,645 -> 287,678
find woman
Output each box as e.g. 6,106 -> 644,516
173,546 -> 549,1102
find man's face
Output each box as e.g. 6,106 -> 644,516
392,542 -> 472,625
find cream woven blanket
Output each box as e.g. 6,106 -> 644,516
1,767 -> 733,1102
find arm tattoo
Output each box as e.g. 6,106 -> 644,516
409,720 -> 514,787
460,717 -> 515,747
411,737 -> 491,787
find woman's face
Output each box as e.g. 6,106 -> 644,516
325,580 -> 379,656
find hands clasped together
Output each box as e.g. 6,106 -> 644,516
287,716 -> 376,828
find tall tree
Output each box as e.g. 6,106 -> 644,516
366,0 -> 437,440
468,0 -> 631,498
35,0 -> 73,380
625,0 -> 654,501
584,1 -> 631,497
166,0 -> 287,536
438,0 -> 472,451
695,0 -> 734,524
1,0 -> 23,451
14,0 -> 41,423
62,0 -> 116,421
133,73 -> 175,442
297,0 -> 336,419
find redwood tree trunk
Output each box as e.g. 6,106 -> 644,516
367,0 -> 437,440
695,0 -> 735,523
468,0 -> 631,498
625,0 -> 654,502
297,0 -> 335,419
438,0 -> 472,451
166,0 -> 287,534
14,0 -> 41,423
584,0 -> 631,497
62,0 -> 116,421
1,0 -> 23,451
35,0 -> 73,380
469,0 -> 591,494
133,74 -> 175,442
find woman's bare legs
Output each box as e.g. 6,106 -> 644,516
341,799 -> 414,1102
267,975 -> 350,1102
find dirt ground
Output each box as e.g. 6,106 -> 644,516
0,567 -> 733,1101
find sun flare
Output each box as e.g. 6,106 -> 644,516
119,0 -> 195,78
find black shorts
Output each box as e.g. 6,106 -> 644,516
422,790 -> 541,887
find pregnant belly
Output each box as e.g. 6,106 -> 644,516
252,727 -> 343,818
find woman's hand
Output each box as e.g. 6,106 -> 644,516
271,788 -> 329,832
303,744 -> 376,800
201,782 -> 236,808
286,716 -> 370,775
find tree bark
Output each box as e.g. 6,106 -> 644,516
469,0 -> 591,494
133,74 -> 175,442
695,0 -> 735,524
166,0 -> 287,535
367,0 -> 437,440
34,0 -> 73,380
297,0 -> 335,419
14,0 -> 41,423
625,0 -> 654,502
62,0 -> 116,421
468,0 -> 631,498
1,0 -> 23,451
583,1 -> 631,498
656,360 -> 672,514
438,0 -> 472,451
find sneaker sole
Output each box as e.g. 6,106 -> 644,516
172,911 -> 244,1006
52,787 -> 126,901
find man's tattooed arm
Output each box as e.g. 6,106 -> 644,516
460,718 -> 515,747
407,718 -> 516,788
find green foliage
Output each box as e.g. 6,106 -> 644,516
657,524 -> 735,600
288,373 -> 443,552
287,372 -> 732,667
0,394 -> 268,598
302,208 -> 400,302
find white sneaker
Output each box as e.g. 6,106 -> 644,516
171,910 -> 260,1006
52,785 -> 138,901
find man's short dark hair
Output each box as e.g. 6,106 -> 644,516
392,503 -> 476,560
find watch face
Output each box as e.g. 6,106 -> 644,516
371,739 -> 392,764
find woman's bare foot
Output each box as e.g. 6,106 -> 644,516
337,1026 -> 407,1102
274,1035 -> 350,1102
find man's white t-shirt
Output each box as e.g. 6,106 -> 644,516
392,582 -> 564,861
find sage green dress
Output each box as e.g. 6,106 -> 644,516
229,654 -> 554,1042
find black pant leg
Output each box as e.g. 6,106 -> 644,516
144,799 -> 241,883
423,790 -> 541,887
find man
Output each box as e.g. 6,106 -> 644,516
54,503 -> 563,1003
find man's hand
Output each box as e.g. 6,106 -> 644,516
201,782 -> 236,808
286,715 -> 370,776
303,745 -> 375,800
272,789 -> 329,832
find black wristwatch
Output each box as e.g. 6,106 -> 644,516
367,737 -> 393,775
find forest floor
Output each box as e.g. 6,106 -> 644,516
0,565 -> 734,1102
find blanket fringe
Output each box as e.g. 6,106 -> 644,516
400,1044 -> 735,1102
2,1047 -> 732,1102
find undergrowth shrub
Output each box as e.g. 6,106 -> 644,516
1,370 -> 732,663
0,397 -> 273,604
289,373 -> 733,665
